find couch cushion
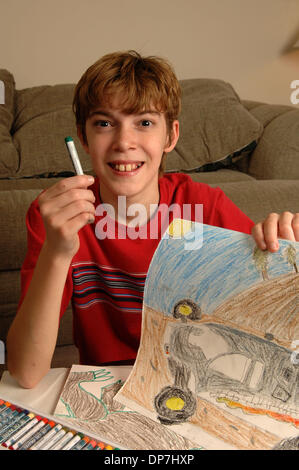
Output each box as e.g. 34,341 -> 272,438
0,69 -> 19,177
0,177 -> 62,191
242,101 -> 294,127
247,107 -> 299,180
0,270 -> 21,352
0,189 -> 42,270
209,180 -> 299,223
165,79 -> 263,172
187,169 -> 255,184
12,84 -> 93,177
0,270 -> 20,310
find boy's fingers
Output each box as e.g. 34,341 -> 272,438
292,213 -> 299,241
47,200 -> 95,229
262,212 -> 279,251
252,212 -> 299,253
58,212 -> 95,242
44,188 -> 96,213
39,188 -> 96,222
251,222 -> 267,250
252,213 -> 279,252
277,211 -> 297,242
39,175 -> 94,201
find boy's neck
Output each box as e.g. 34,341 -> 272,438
99,184 -> 160,226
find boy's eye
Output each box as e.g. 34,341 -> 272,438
141,120 -> 152,127
93,120 -> 111,127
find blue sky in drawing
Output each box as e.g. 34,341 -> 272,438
143,223 -> 298,317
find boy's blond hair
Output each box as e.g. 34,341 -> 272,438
73,50 -> 181,175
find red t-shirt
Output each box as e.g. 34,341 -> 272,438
19,173 -> 254,365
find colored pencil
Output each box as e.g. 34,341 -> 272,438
0,409 -> 26,436
0,401 -> 11,415
61,433 -> 83,450
11,418 -> 48,450
0,397 -> 120,451
0,404 -> 16,422
82,439 -> 97,450
0,408 -> 20,429
41,427 -> 66,450
19,420 -> 55,450
29,423 -> 62,450
50,430 -> 75,450
3,414 -> 38,447
0,412 -> 35,445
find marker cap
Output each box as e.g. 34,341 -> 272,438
65,136 -> 73,142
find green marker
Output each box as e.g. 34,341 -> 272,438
65,136 -> 84,175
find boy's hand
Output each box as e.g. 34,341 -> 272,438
251,211 -> 299,252
38,175 -> 96,259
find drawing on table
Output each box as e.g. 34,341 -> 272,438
116,221 -> 299,450
54,364 -> 201,450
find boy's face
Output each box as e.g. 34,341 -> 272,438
78,96 -> 179,206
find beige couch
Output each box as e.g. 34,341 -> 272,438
0,69 -> 298,377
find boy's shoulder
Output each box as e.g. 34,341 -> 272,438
160,172 -> 195,188
160,172 -> 218,199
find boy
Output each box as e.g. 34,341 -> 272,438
7,51 -> 298,389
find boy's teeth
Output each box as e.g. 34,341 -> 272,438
112,163 -> 142,172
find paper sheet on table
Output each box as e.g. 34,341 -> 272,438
53,364 -> 202,450
0,368 -> 69,415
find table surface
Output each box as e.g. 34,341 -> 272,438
0,368 -> 70,416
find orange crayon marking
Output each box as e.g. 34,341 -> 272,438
217,397 -> 299,428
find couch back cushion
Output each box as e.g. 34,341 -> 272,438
0,72 -> 264,178
165,79 -> 263,172
13,84 -> 93,177
245,103 -> 299,180
0,69 -> 20,177
0,189 -> 41,270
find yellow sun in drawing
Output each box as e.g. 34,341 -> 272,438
168,219 -> 192,238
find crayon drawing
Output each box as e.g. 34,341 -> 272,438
116,221 -> 299,450
54,364 -> 200,450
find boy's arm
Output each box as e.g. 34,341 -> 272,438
6,245 -> 73,388
6,175 -> 95,389
252,211 -> 299,251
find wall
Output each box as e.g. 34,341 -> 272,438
1,0 -> 299,105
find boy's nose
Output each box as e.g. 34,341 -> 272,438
112,125 -> 137,152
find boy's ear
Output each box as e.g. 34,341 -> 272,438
77,126 -> 89,154
164,120 -> 179,154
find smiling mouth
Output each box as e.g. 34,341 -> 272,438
108,162 -> 144,172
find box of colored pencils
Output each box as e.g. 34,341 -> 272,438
0,397 -> 124,450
